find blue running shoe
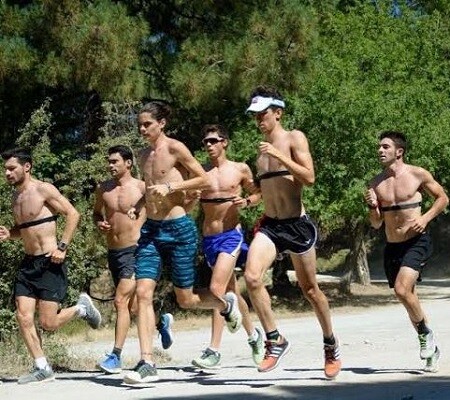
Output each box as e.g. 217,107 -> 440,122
157,313 -> 174,349
98,353 -> 122,374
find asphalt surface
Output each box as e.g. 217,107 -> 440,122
1,279 -> 450,400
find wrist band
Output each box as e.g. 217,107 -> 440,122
166,182 -> 174,193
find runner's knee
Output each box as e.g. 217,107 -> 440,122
244,269 -> 263,291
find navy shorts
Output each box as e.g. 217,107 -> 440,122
107,245 -> 136,287
255,214 -> 318,258
135,216 -> 198,288
384,232 -> 433,288
15,254 -> 68,303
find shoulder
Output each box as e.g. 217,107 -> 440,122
232,161 -> 251,174
408,164 -> 433,181
288,129 -> 309,146
35,180 -> 59,195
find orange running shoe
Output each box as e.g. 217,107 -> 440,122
257,336 -> 291,372
324,342 -> 341,379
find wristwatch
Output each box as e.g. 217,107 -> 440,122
57,241 -> 68,252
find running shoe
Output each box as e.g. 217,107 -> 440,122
424,347 -> 440,373
257,336 -> 291,372
324,342 -> 342,379
98,353 -> 122,374
77,293 -> 102,329
18,366 -> 55,384
123,360 -> 159,384
248,327 -> 265,366
191,348 -> 221,369
157,313 -> 174,350
220,292 -> 242,333
418,330 -> 436,359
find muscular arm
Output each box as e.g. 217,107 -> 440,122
418,168 -> 449,225
239,163 -> 262,207
40,183 -> 80,246
260,130 -> 315,186
364,184 -> 383,230
169,142 -> 211,192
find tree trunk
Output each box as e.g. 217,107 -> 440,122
340,221 -> 371,293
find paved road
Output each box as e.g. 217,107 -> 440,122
1,280 -> 450,400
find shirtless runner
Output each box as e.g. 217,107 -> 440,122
190,124 -> 264,369
244,85 -> 341,379
93,145 -> 175,373
123,101 -> 242,384
365,130 -> 448,372
0,148 -> 101,384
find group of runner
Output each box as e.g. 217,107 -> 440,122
0,85 -> 447,385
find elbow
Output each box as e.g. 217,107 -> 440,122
304,175 -> 315,186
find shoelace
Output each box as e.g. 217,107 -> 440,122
324,345 -> 338,361
418,334 -> 428,349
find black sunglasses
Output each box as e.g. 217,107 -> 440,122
202,137 -> 224,146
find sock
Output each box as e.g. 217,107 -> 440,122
248,329 -> 259,342
266,330 -> 280,341
76,304 -> 86,318
35,357 -> 49,370
112,347 -> 122,359
324,334 -> 336,346
416,319 -> 431,335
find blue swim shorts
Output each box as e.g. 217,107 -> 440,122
135,215 -> 198,288
202,227 -> 248,268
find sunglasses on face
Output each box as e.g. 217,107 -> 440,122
202,137 -> 224,146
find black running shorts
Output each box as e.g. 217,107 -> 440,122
384,232 -> 433,288
15,254 -> 68,303
255,214 -> 318,258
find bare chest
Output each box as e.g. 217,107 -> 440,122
376,174 -> 421,204
207,167 -> 243,194
103,185 -> 142,213
141,148 -> 178,184
256,140 -> 291,173
13,190 -> 46,223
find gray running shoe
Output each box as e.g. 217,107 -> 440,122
123,361 -> 159,384
424,347 -> 440,373
248,327 -> 265,366
220,292 -> 242,333
18,366 -> 55,384
418,330 -> 436,359
191,348 -> 221,369
77,293 -> 101,329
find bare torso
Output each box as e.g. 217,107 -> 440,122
257,131 -> 305,219
140,142 -> 187,220
201,161 -> 246,236
99,177 -> 145,249
13,179 -> 58,255
372,165 -> 423,242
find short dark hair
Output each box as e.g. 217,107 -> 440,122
139,100 -> 172,123
379,131 -> 408,155
201,124 -> 230,140
108,145 -> 134,165
1,148 -> 33,167
249,85 -> 284,103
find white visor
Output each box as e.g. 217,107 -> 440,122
246,96 -> 285,113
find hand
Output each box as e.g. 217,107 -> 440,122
232,196 -> 247,208
147,184 -> 170,198
364,188 -> 378,209
49,248 -> 66,264
0,226 -> 10,241
96,220 -> 111,231
127,207 -> 139,220
186,189 -> 201,201
259,141 -> 282,159
406,216 -> 427,234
